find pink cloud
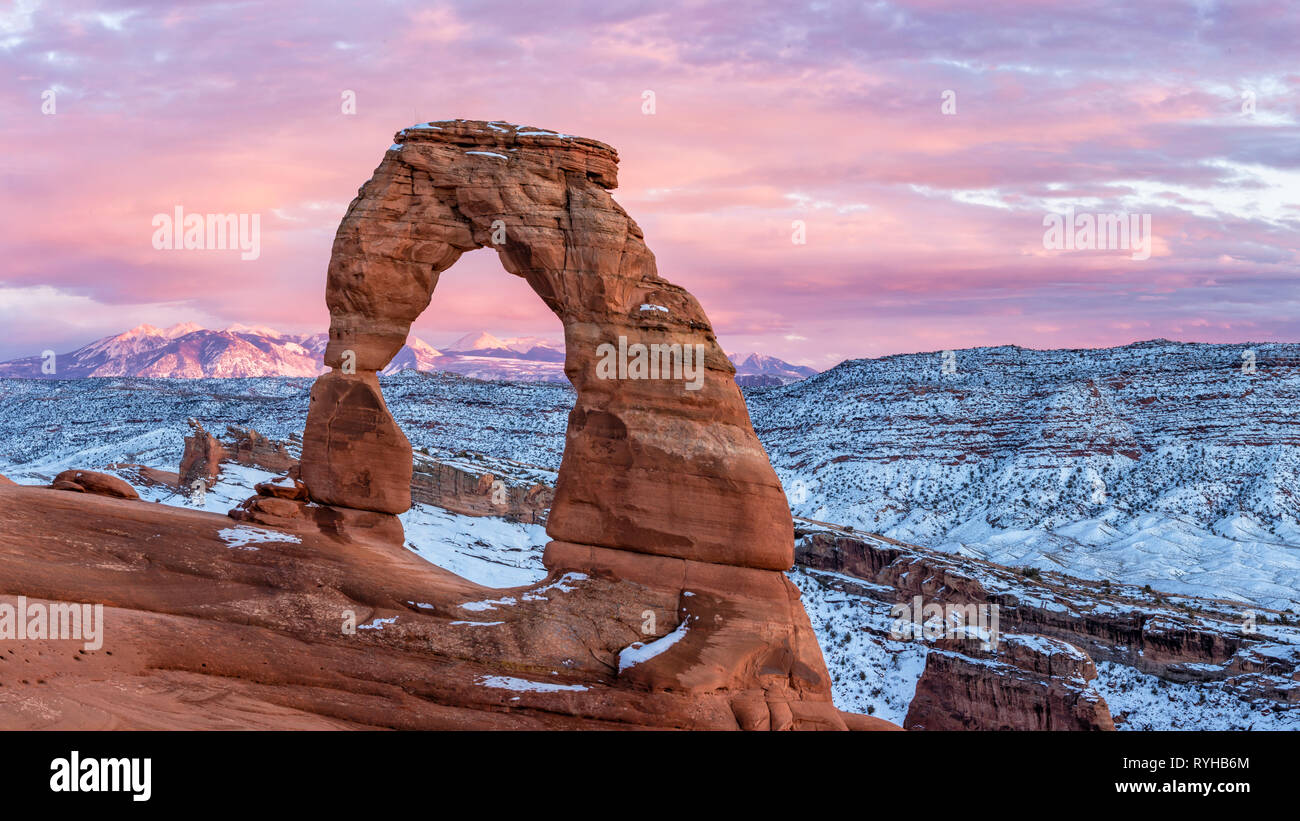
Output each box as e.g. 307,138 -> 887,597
1,0 -> 1298,363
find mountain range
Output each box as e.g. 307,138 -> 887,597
0,324 -> 816,384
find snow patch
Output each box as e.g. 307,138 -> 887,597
476,675 -> 588,693
218,525 -> 301,551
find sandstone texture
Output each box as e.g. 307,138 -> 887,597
301,120 -> 793,570
904,635 -> 1115,731
49,469 -> 139,500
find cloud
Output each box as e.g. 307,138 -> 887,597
1,0 -> 1298,365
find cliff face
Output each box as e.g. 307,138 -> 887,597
795,528 -> 1300,728
905,636 -> 1115,731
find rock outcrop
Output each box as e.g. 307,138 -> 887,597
242,120 -> 861,729
300,119 -> 792,570
223,426 -> 300,474
50,469 -> 139,500
411,457 -> 552,525
904,635 -> 1115,731
179,420 -> 227,490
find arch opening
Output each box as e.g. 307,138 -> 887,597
299,120 -> 794,571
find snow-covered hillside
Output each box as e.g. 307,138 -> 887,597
748,340 -> 1300,610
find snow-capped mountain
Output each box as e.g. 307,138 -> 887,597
0,323 -> 326,379
0,323 -> 814,384
0,324 -> 569,382
727,352 -> 819,386
441,331 -> 565,362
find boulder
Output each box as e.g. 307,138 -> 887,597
50,470 -> 139,500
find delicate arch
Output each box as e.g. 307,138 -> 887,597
301,120 -> 792,570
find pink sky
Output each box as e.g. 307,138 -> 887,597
1,0 -> 1298,367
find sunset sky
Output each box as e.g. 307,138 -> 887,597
1,0 -> 1297,367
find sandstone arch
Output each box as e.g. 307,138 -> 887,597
301,119 -> 793,570
291,121 -> 878,729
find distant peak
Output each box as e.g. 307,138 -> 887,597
224,323 -> 284,337
449,331 -> 505,351
162,321 -> 203,338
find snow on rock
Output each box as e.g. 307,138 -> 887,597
475,675 -> 588,693
218,525 -> 301,551
520,572 -> 587,601
1093,661 -> 1300,730
618,617 -> 691,673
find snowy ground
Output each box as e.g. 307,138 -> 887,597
1094,662 -> 1300,731
128,463 -> 552,590
788,566 -> 928,724
3,373 -> 1296,729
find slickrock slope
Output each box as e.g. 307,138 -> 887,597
1,122 -> 879,731
0,474 -> 892,729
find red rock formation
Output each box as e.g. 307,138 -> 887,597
50,470 -> 139,500
286,120 -> 849,728
179,420 -> 226,490
905,635 -> 1115,731
301,120 -> 792,570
